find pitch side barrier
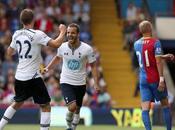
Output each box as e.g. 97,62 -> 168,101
0,106 -> 167,127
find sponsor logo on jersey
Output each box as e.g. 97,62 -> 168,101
67,59 -> 80,70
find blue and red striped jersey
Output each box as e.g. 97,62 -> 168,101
134,37 -> 163,84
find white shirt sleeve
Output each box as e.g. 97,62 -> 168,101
57,46 -> 63,57
9,34 -> 17,50
35,30 -> 51,46
87,47 -> 96,63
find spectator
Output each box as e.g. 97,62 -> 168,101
35,10 -> 54,35
2,54 -> 16,78
97,87 -> 111,108
46,76 -> 65,106
126,2 -> 137,22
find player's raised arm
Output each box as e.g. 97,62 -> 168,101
47,24 -> 67,48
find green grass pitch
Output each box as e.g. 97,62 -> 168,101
3,125 -> 175,130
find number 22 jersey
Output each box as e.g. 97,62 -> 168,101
10,29 -> 51,81
134,37 -> 163,84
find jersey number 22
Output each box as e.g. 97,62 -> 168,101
16,40 -> 32,59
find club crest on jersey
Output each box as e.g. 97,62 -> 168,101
67,59 -> 80,70
156,47 -> 162,54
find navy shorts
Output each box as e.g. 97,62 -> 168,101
60,83 -> 86,107
14,78 -> 51,104
140,82 -> 168,102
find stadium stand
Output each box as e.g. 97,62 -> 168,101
90,0 -> 140,108
0,0 -> 111,108
1,0 -> 175,110
119,0 -> 175,109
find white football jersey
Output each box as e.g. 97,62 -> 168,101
57,42 -> 96,85
10,28 -> 51,81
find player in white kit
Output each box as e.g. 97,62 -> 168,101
0,9 -> 66,130
44,23 -> 100,130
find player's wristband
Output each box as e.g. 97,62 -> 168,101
45,68 -> 49,72
160,76 -> 164,82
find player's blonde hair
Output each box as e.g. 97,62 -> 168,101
139,20 -> 152,34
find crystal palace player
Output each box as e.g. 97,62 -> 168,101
0,9 -> 66,130
134,20 -> 174,130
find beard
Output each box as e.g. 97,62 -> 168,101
68,36 -> 77,44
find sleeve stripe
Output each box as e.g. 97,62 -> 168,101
155,55 -> 163,57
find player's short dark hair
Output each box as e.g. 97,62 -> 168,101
20,9 -> 34,25
68,23 -> 80,33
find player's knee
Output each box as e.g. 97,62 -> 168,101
40,103 -> 51,112
75,106 -> 81,114
12,101 -> 24,110
160,98 -> 169,107
68,102 -> 77,112
141,101 -> 151,110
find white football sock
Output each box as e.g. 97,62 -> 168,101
66,111 -> 74,128
40,112 -> 50,130
0,106 -> 16,130
72,114 -> 80,130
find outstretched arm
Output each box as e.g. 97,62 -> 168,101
161,53 -> 174,61
42,56 -> 61,74
47,56 -> 61,70
47,24 -> 67,48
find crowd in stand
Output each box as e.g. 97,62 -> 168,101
122,2 -> 175,101
122,2 -> 148,97
0,0 -> 111,108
